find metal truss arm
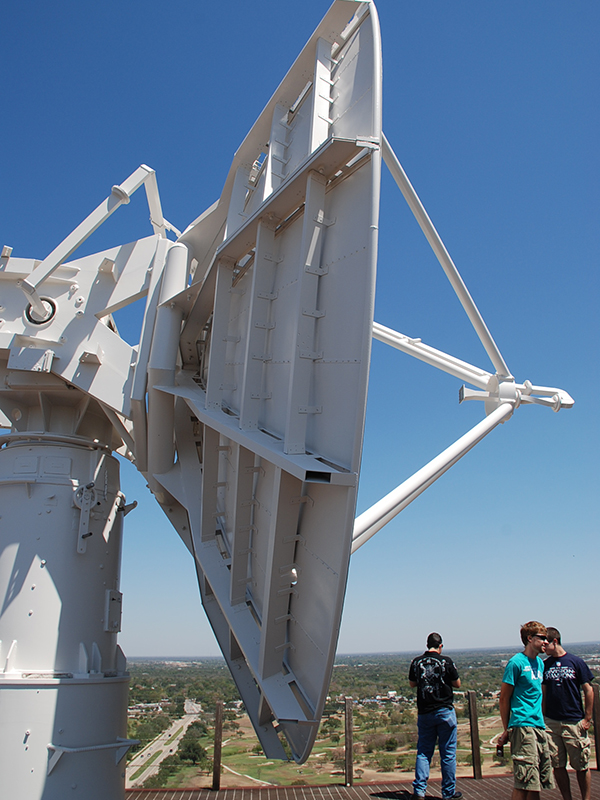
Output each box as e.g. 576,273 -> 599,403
20,165 -> 167,319
351,402 -> 513,553
381,133 -> 511,380
373,321 -> 574,414
373,321 -> 493,390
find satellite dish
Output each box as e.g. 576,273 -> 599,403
162,1 -> 383,763
0,0 -> 572,796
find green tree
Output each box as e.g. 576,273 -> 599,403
179,739 -> 207,765
376,753 -> 396,771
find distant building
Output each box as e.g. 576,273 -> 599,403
127,702 -> 163,718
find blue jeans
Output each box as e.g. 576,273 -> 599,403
413,706 -> 458,798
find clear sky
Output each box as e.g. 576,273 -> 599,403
2,1 -> 598,656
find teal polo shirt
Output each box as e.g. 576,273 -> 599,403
503,652 -> 545,728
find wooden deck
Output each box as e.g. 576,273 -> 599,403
127,771 -> 600,800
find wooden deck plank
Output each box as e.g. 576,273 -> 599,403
126,771 -> 600,800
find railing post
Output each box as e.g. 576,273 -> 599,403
212,701 -> 223,790
345,696 -> 354,786
593,684 -> 599,771
467,691 -> 482,780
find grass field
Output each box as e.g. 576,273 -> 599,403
156,701 -> 521,789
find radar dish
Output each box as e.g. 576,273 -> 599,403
0,2 -> 574,793
159,0 -> 382,762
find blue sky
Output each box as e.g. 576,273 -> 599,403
2,1 -> 598,656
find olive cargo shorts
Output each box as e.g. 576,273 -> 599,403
545,718 -> 591,771
508,726 -> 554,792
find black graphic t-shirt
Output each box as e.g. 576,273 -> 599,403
409,651 -> 459,714
543,652 -> 594,722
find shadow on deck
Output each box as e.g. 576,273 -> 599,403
127,770 -> 600,800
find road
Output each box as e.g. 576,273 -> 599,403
126,699 -> 202,788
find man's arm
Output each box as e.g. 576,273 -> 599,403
542,683 -> 546,716
497,682 -> 514,747
408,659 -> 418,689
449,658 -> 460,689
581,683 -> 593,731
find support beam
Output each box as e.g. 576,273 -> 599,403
467,690 -> 483,780
21,165 -> 165,319
257,468 -> 303,679
373,321 -> 493,390
201,426 -> 221,543
229,446 -> 257,605
212,701 -> 223,791
225,165 -> 252,240
352,403 -> 514,552
205,257 -> 236,410
284,170 -> 328,455
593,684 -> 600,772
264,104 -> 290,198
239,219 -> 279,430
310,38 -> 334,153
381,133 -> 511,379
344,697 -> 354,787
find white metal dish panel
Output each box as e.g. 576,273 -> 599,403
170,0 -> 382,762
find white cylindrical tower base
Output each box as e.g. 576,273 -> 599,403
0,438 -> 134,800
1,677 -> 129,799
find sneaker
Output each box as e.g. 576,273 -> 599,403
443,793 -> 462,800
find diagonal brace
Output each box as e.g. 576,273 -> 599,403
20,165 -> 166,319
381,133 -> 511,380
352,403 -> 513,552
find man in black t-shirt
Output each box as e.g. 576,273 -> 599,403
409,632 -> 462,800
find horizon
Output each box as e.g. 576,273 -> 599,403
126,641 -> 600,661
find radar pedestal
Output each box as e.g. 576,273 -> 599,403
0,433 -> 134,799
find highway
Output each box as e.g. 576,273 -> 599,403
126,699 -> 202,788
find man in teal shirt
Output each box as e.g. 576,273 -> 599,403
498,621 -> 554,799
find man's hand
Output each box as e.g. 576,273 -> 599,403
497,729 -> 509,747
580,718 -> 591,731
